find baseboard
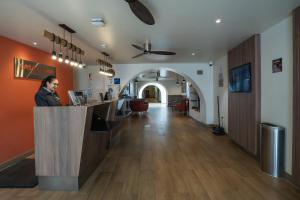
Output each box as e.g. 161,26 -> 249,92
0,149 -> 34,171
188,117 -> 228,134
283,171 -> 294,182
282,171 -> 300,190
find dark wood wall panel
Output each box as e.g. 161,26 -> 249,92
293,6 -> 300,188
228,35 -> 261,156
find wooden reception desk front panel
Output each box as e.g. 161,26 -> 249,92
34,102 -> 111,191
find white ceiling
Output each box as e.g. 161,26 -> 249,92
0,0 -> 299,65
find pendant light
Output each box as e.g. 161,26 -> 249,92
74,52 -> 78,67
58,42 -> 63,63
78,54 -> 83,68
64,30 -> 70,64
44,25 -> 85,67
70,49 -> 74,66
51,41 -> 57,60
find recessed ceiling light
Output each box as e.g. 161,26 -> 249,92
100,43 -> 107,49
192,53 -> 196,56
215,19 -> 222,24
33,42 -> 38,46
91,17 -> 105,27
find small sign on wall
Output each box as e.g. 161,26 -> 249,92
114,78 -> 120,85
272,58 -> 282,73
218,72 -> 224,87
14,58 -> 56,80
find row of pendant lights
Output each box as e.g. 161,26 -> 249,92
97,53 -> 115,77
51,43 -> 85,68
44,27 -> 85,69
45,25 -> 117,74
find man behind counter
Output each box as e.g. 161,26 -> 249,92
35,75 -> 62,106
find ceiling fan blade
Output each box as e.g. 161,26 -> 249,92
150,51 -> 176,55
132,53 -> 145,59
132,44 -> 145,51
127,0 -> 155,25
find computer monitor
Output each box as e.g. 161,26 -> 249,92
99,93 -> 104,102
68,90 -> 81,105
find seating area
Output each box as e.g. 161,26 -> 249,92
168,95 -> 189,114
129,99 -> 149,112
175,98 -> 189,114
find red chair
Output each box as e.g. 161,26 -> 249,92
175,99 -> 189,114
129,99 -> 149,112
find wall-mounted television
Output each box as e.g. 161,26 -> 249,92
229,63 -> 251,93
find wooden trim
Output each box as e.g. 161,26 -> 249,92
0,149 -> 34,171
293,6 -> 300,188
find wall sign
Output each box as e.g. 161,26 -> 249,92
218,73 -> 224,87
114,78 -> 120,85
14,58 -> 56,80
272,58 -> 282,73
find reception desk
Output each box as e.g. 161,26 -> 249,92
34,101 -> 121,191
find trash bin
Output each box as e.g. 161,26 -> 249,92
260,123 -> 285,177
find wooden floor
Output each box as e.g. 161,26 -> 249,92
1,106 -> 300,200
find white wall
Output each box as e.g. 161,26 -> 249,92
261,16 -> 293,174
114,63 -> 214,124
213,55 -> 229,132
74,66 -> 116,100
213,16 -> 293,174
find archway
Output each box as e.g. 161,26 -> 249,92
138,82 -> 168,104
116,65 -> 211,124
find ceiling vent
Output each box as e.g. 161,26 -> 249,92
197,70 -> 203,75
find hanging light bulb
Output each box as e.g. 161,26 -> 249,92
58,53 -> 63,63
64,44 -> 70,64
60,29 -> 69,64
78,61 -> 83,68
65,56 -> 70,64
51,51 -> 57,60
70,49 -> 74,66
58,41 -> 63,63
69,32 -> 75,66
51,41 -> 57,60
73,52 -> 78,67
78,54 -> 83,68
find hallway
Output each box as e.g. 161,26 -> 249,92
1,106 -> 300,200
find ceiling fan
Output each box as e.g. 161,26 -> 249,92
124,0 -> 155,25
131,42 -> 176,59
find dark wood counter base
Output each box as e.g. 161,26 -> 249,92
34,101 -> 122,191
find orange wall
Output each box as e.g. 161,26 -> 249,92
0,36 -> 73,164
